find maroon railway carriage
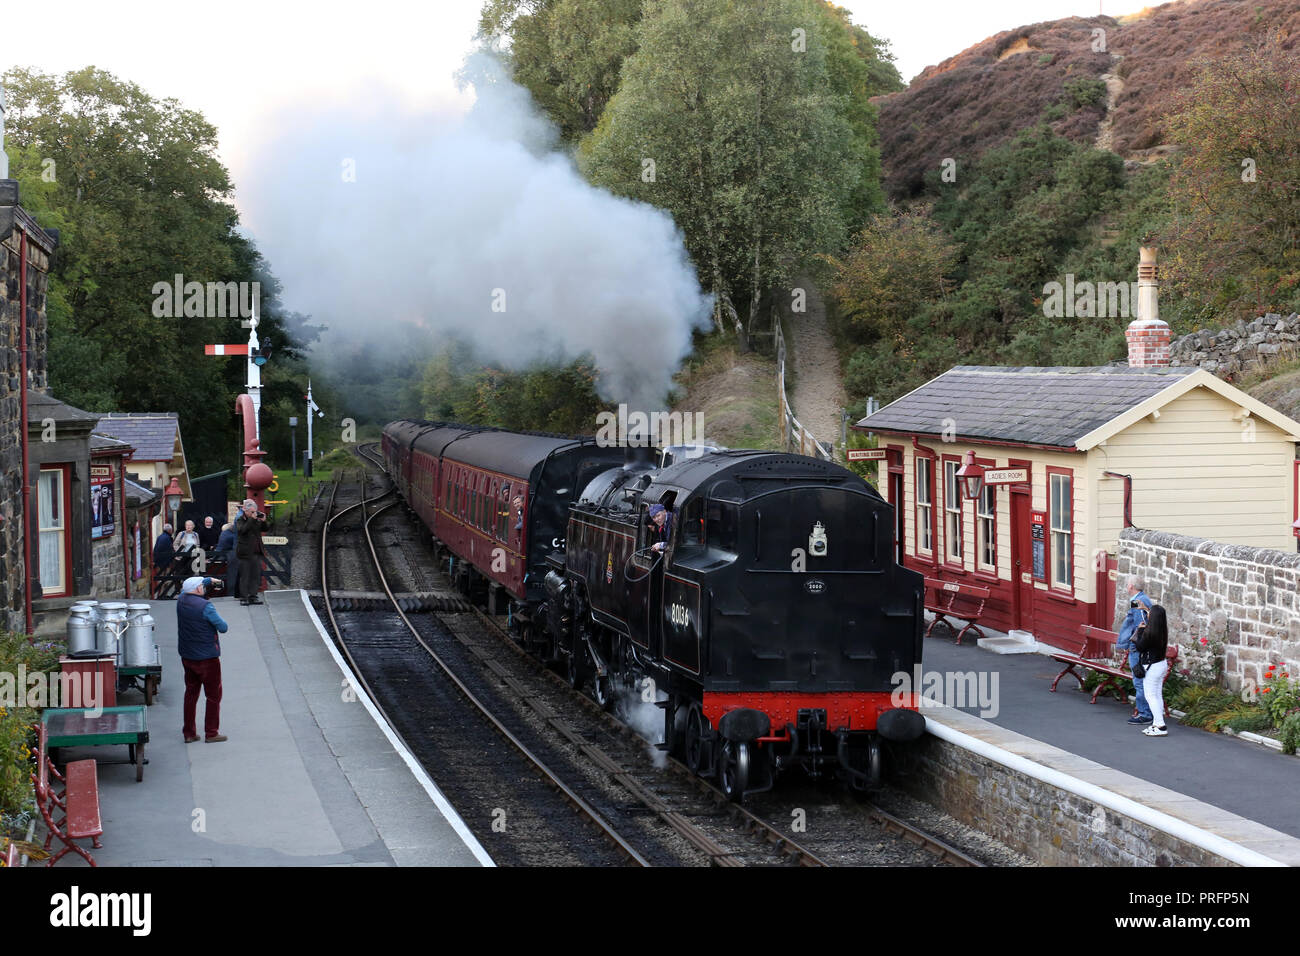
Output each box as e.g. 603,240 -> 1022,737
382,421 -> 624,607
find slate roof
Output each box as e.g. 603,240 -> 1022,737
124,477 -> 162,505
856,366 -> 1196,448
27,392 -> 101,425
94,413 -> 182,461
90,433 -> 134,455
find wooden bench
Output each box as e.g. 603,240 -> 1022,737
31,724 -> 103,867
923,578 -> 991,645
1050,624 -> 1180,710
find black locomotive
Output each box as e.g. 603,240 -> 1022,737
383,421 -> 926,800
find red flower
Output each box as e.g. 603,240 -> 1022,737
1200,637 -> 1209,645
1264,687 -> 1272,693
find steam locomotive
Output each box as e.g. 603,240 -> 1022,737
381,420 -> 926,800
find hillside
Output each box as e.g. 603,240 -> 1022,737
877,0 -> 1300,198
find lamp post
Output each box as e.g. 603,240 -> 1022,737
164,476 -> 183,535
956,450 -> 986,501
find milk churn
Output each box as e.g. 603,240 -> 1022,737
124,604 -> 156,667
66,605 -> 97,656
96,602 -> 129,659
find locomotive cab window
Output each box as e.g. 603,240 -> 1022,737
705,499 -> 738,554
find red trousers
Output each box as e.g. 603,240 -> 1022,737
182,657 -> 223,739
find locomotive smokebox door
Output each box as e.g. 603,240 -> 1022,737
809,521 -> 828,557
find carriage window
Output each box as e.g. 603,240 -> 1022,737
498,483 -> 510,541
705,500 -> 738,553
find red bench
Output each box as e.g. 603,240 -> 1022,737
923,578 -> 990,645
1050,624 -> 1180,710
31,724 -> 103,867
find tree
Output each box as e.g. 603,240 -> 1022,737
2,67 -> 313,476
827,205 -> 958,345
479,0 -> 642,141
1161,46 -> 1300,324
580,0 -> 859,346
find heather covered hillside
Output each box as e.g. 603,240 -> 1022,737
878,0 -> 1300,198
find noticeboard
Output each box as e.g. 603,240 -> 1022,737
90,464 -> 115,540
1031,511 -> 1047,581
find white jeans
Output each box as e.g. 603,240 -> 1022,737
1143,658 -> 1169,727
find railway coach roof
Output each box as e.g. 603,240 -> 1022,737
421,426 -> 605,479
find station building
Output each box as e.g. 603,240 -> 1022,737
855,257 -> 1300,650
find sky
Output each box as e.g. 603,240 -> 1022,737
3,0 -> 1140,195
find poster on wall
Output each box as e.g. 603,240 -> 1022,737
90,464 -> 115,539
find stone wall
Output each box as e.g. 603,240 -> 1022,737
0,212 -> 53,633
898,733 -> 1226,865
1116,527 -> 1300,693
91,534 -> 126,599
1169,311 -> 1300,381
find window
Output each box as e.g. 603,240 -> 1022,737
38,468 -> 68,596
915,457 -> 933,554
705,500 -> 736,553
498,483 -> 510,542
944,459 -> 963,564
1050,471 -> 1073,589
977,481 -> 996,570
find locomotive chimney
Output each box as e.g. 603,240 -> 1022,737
1126,245 -> 1170,367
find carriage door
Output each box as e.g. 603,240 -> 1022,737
1009,466 -> 1035,633
625,504 -> 658,652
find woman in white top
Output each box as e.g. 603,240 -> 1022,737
174,519 -> 201,553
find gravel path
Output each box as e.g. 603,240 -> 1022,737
786,275 -> 846,459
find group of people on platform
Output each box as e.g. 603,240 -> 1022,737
1116,575 -> 1171,738
151,500 -> 269,606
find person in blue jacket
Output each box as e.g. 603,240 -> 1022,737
1116,576 -> 1153,725
177,576 -> 230,743
214,522 -> 238,594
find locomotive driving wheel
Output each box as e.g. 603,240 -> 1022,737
718,740 -> 750,802
684,704 -> 708,774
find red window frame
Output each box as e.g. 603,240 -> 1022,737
974,455 -> 998,577
1047,465 -> 1075,593
940,454 -> 965,571
913,447 -> 936,565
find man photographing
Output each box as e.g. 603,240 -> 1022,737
235,498 -> 268,606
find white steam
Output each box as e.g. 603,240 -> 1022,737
239,51 -> 711,410
616,680 -> 669,770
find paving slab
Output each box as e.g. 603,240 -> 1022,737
47,589 -> 490,867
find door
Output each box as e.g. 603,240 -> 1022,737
1010,486 -> 1035,633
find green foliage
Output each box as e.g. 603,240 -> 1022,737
1261,663 -> 1300,726
421,339 -> 606,434
1161,46 -> 1300,324
479,0 -> 643,141
0,632 -> 62,827
2,67 -> 316,478
1175,687 -> 1240,729
579,0 -> 860,340
1221,707 -> 1271,735
1062,76 -> 1107,110
1280,711 -> 1300,756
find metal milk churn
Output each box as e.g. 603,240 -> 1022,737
66,605 -> 97,656
96,602 -> 129,659
124,604 -> 156,667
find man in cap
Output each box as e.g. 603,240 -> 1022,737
235,498 -> 268,606
178,576 -> 230,743
648,504 -> 673,553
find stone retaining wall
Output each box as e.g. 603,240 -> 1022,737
1169,311 -> 1300,381
1116,527 -> 1300,693
898,733 -> 1225,865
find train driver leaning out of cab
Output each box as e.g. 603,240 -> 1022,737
648,504 -> 673,553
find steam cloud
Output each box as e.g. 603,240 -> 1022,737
239,51 -> 712,410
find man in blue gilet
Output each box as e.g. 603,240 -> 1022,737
178,576 -> 230,743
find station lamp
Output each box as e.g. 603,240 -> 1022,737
956,450 -> 986,501
165,476 -> 183,528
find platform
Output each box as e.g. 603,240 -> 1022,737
41,590 -> 490,867
920,617 -> 1300,862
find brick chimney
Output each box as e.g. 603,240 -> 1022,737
1126,245 -> 1170,367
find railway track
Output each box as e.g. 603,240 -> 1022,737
325,445 -> 986,866
319,462 -> 651,866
